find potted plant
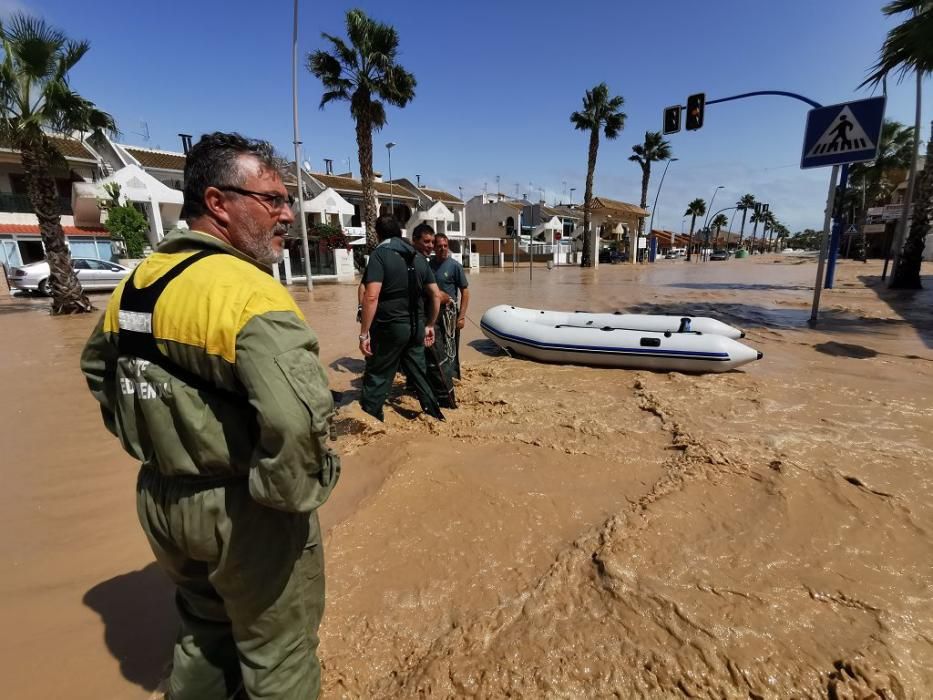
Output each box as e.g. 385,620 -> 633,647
98,183 -> 150,266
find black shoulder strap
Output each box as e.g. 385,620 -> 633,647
393,247 -> 420,341
118,250 -> 228,395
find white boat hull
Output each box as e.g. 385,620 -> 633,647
480,305 -> 761,373
497,305 -> 746,339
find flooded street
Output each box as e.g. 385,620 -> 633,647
2,255 -> 933,698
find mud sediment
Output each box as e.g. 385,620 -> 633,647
2,257 -> 932,698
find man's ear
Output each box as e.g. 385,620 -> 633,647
203,186 -> 232,226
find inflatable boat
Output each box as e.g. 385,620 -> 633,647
492,306 -> 747,339
480,305 -> 762,373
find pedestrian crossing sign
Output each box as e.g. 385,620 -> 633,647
800,96 -> 885,169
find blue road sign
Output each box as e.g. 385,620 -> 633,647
800,96 -> 886,170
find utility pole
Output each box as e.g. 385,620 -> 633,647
292,0 -> 312,289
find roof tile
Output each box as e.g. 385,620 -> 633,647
123,146 -> 187,171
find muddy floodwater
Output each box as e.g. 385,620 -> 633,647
2,255 -> 933,698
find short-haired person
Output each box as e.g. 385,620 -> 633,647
429,232 -> 470,381
356,223 -> 433,319
359,216 -> 444,421
81,132 -> 339,699
411,222 -> 435,257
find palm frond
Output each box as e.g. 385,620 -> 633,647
685,198 -> 706,216
570,110 -> 594,131
861,1 -> 933,86
603,111 -> 626,139
308,50 -> 343,83
367,100 -> 387,131
377,64 -> 416,106
57,39 -> 89,79
320,88 -> 351,109
321,33 -> 358,71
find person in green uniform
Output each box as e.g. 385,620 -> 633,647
429,232 -> 470,380
80,132 -> 339,700
358,216 -> 444,421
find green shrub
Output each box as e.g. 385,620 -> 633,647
105,205 -> 149,258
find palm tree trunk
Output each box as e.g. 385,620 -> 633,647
750,220 -> 759,253
355,106 -> 378,251
857,183 -> 870,261
686,214 -> 697,261
888,70 -> 923,289
737,208 -> 748,248
580,128 -> 599,268
20,134 -> 92,314
892,121 -> 931,289
637,163 -> 650,264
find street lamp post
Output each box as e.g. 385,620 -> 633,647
648,157 -> 678,251
700,185 -> 724,261
291,0 -> 312,290
706,205 -> 739,255
386,141 -> 396,218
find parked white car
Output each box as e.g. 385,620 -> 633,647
9,258 -> 131,294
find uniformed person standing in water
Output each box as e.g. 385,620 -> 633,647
429,232 -> 470,381
358,215 -> 445,421
81,132 -> 339,700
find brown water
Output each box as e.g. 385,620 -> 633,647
2,256 -> 932,698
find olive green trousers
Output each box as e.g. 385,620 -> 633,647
136,468 -> 324,700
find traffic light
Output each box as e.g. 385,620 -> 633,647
663,105 -> 682,135
686,92 -> 705,131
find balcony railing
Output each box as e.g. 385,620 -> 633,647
0,192 -> 73,215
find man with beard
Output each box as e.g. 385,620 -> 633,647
81,132 -> 339,700
429,232 -> 470,381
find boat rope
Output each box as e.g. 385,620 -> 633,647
464,311 -> 513,358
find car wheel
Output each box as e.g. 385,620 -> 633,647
39,278 -> 53,296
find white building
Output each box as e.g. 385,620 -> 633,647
464,192 -> 526,267
0,134 -> 112,272
390,179 -> 470,265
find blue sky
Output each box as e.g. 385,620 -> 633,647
7,0 -> 932,233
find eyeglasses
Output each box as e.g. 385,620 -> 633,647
218,186 -> 295,211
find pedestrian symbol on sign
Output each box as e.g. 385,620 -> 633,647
806,106 -> 875,158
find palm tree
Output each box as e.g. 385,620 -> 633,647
570,83 -> 626,267
711,213 -> 729,247
748,208 -> 766,253
0,14 -> 115,313
862,0 -> 932,288
736,193 -> 756,249
848,120 -> 915,260
308,9 -> 416,251
629,130 -> 671,252
763,212 -> 780,252
684,198 -> 706,261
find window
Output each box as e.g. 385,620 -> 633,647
471,222 -> 476,231
72,259 -> 90,270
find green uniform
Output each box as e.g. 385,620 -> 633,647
429,256 -> 469,381
360,237 -> 443,420
80,229 -> 339,700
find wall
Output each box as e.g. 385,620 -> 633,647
466,197 -> 522,238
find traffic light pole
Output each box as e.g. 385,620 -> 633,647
705,90 -> 822,110
809,165 -> 841,326
824,162 -> 850,289
672,89 -> 864,324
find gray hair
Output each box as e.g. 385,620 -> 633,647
182,131 -> 285,220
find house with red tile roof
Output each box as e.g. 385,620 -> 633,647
0,134 -> 114,272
